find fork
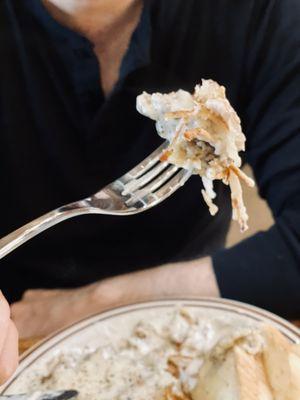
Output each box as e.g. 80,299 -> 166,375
0,142 -> 192,260
0,390 -> 78,400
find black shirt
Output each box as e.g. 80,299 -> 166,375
1,0 -> 300,318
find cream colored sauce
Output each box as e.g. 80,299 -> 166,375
13,309 -> 261,400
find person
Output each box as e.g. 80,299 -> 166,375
0,0 -> 299,344
0,292 -> 18,384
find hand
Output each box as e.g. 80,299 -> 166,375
0,291 -> 19,385
12,257 -> 219,338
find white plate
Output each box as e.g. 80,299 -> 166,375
1,298 -> 300,394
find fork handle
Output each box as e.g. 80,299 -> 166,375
0,202 -> 89,260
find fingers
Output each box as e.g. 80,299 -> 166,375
0,320 -> 19,385
0,292 -> 19,385
0,291 -> 10,354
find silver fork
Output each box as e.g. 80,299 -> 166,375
0,142 -> 192,259
0,390 -> 78,400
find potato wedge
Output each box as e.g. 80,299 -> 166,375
191,349 -> 239,400
262,325 -> 300,400
291,343 -> 300,358
192,346 -> 273,400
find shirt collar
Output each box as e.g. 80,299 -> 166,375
28,0 -> 152,79
120,1 -> 152,80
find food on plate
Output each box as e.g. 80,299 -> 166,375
192,324 -> 300,400
136,80 -> 255,231
261,325 -> 300,400
192,347 -> 272,400
11,308 -> 300,400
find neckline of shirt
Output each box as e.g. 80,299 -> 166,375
27,0 -> 152,94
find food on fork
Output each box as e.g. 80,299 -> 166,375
136,79 -> 255,231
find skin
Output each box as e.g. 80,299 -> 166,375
43,0 -> 143,95
0,292 -> 19,384
12,258 -> 219,338
10,0 -> 220,339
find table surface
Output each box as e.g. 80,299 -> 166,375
19,321 -> 300,354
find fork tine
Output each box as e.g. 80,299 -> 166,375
119,141 -> 169,182
121,161 -> 169,195
125,165 -> 178,205
154,169 -> 192,200
142,165 -> 179,193
126,169 -> 192,208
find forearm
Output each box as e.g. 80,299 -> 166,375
92,256 -> 220,307
12,258 -> 220,338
